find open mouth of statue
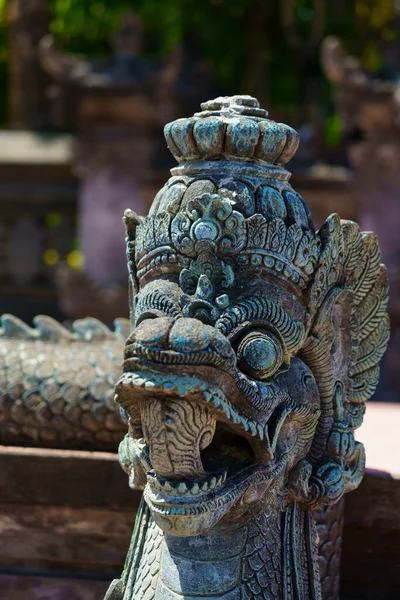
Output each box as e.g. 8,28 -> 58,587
138,417 -> 286,519
115,362 -> 297,517
116,330 -> 320,529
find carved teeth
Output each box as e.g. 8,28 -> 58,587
271,409 -> 290,453
178,483 -> 188,494
232,412 -> 241,424
191,483 -> 200,495
204,391 -> 269,444
150,469 -> 228,497
130,375 -> 271,446
240,418 -> 249,432
163,381 -> 176,390
263,423 -> 272,453
221,402 -> 230,419
249,421 -> 257,436
213,395 -> 222,408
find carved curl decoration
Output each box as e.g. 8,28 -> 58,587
172,192 -> 246,257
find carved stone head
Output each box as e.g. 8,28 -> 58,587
116,96 -> 389,538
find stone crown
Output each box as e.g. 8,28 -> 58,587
164,95 -> 299,167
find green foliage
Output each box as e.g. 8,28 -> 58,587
50,0 -> 134,56
47,0 -> 397,126
1,0 -> 398,135
324,115 -> 342,147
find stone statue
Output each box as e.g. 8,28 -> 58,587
105,95 -> 389,600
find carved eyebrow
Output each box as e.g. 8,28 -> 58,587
135,290 -> 181,321
215,296 -> 305,353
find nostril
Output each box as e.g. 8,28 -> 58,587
135,316 -> 174,348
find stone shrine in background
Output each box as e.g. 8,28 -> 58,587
322,36 -> 400,401
8,0 -> 52,130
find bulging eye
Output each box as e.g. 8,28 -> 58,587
236,329 -> 283,380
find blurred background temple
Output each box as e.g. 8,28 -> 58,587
1,0 -> 400,400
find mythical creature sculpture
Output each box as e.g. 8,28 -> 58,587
104,95 -> 389,600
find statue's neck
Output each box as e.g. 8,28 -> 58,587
119,501 -> 321,600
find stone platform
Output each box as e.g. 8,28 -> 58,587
0,403 -> 398,599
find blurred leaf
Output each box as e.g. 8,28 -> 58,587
45,212 -> 62,229
67,250 -> 85,270
363,41 -> 383,71
43,248 -> 60,266
324,115 -> 342,147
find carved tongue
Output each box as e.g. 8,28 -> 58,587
141,398 -> 216,479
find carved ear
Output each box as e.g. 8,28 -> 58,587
309,288 -> 364,497
339,222 -> 389,433
297,215 -> 389,506
300,287 -> 354,467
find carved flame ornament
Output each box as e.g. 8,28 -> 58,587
106,96 -> 389,600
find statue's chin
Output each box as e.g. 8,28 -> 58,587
151,505 -> 226,537
143,482 -> 240,537
143,457 -> 286,537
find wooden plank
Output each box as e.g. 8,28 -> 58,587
341,402 -> 400,599
0,574 -> 109,600
0,446 -> 141,509
0,504 -> 134,573
345,470 -> 400,529
341,472 -> 400,597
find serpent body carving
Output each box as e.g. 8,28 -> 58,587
0,315 -> 128,449
103,96 -> 389,600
